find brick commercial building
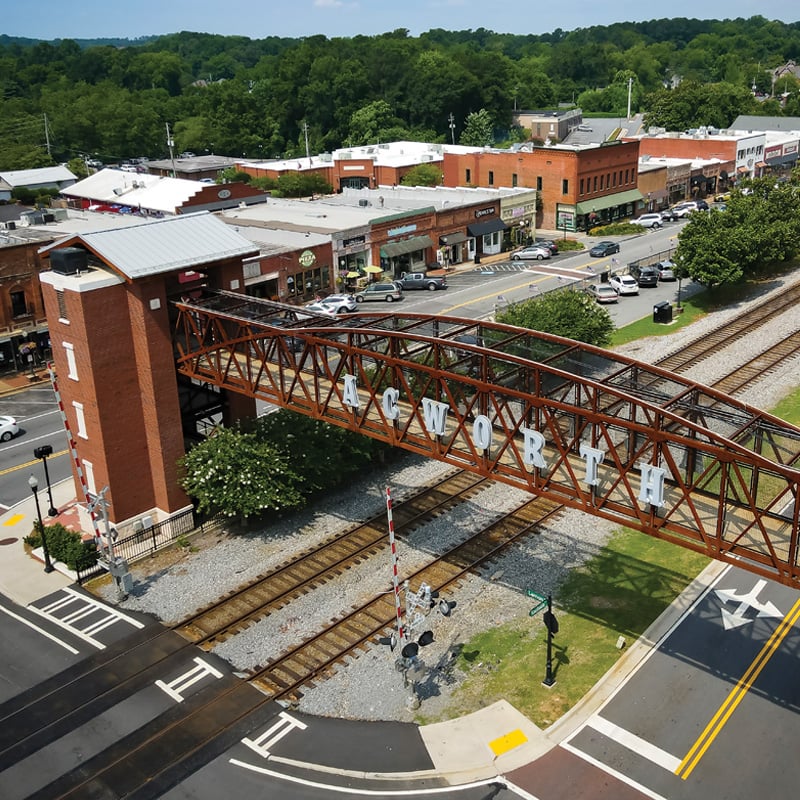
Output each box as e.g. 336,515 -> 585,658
442,140 -> 642,232
37,213 -> 259,531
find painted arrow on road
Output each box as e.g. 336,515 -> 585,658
715,579 -> 782,630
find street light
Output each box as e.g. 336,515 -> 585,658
28,474 -> 54,573
34,445 -> 58,517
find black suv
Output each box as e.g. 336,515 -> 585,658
630,264 -> 659,287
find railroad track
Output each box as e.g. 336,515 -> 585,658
655,281 -> 800,373
174,470 -> 489,646
249,496 -> 564,700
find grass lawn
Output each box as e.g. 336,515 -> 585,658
421,275 -> 800,727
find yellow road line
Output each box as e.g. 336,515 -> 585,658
676,597 -> 800,780
0,449 -> 69,478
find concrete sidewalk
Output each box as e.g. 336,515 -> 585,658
0,478 -> 82,605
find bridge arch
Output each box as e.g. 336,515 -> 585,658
174,291 -> 800,587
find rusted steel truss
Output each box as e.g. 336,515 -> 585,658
174,292 -> 800,587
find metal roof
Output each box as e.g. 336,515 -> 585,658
41,212 -> 259,279
61,168 -> 204,214
0,166 -> 77,187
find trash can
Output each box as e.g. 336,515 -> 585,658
600,270 -> 610,283
474,253 -> 481,265
653,300 -> 673,323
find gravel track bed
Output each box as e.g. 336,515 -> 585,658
95,271 -> 800,723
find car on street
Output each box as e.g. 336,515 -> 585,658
305,294 -> 358,315
0,415 -> 20,442
660,208 -> 680,222
608,273 -> 640,295
673,201 -> 698,217
586,283 -> 619,303
589,241 -> 621,257
535,238 -> 559,254
355,282 -> 403,303
511,245 -> 551,261
656,260 -> 677,281
695,199 -> 710,211
636,213 -> 663,229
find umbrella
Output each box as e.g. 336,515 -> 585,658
345,271 -> 360,278
364,265 -> 383,274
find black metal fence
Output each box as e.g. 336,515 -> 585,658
75,507 -> 224,584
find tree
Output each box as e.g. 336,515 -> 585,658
460,108 -> 494,147
179,426 -> 304,520
496,288 -> 615,347
400,163 -> 442,187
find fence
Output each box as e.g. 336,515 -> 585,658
75,507 -> 225,584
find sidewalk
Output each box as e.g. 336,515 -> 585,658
0,478 -> 83,605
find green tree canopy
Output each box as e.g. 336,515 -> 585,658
400,163 -> 443,187
496,288 -> 615,347
459,108 -> 494,147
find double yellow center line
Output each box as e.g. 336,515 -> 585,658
676,597 -> 800,780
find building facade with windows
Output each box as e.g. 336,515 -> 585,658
442,140 -> 642,231
37,213 -> 259,529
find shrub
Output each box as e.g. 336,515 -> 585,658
24,521 -> 98,571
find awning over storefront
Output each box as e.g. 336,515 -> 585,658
755,161 -> 767,168
439,231 -> 468,245
380,235 -> 434,258
467,218 -> 506,237
766,153 -> 798,166
576,189 -> 643,215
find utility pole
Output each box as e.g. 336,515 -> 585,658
43,113 -> 51,158
166,122 -> 176,178
626,77 -> 633,120
302,121 -> 310,161
448,113 -> 456,145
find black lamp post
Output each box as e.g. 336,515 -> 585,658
34,445 -> 58,517
542,594 -> 558,687
28,474 -> 54,573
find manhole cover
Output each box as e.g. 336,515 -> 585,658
0,537 -> 19,546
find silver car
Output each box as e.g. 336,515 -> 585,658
355,282 -> 403,303
656,260 -> 676,281
0,415 -> 20,442
305,294 -> 358,315
511,245 -> 551,261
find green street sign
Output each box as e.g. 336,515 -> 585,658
527,589 -> 547,616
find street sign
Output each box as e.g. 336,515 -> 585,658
527,589 -> 547,616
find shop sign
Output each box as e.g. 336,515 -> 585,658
388,224 -> 416,237
299,250 -> 316,268
474,207 -> 495,219
342,235 -> 365,248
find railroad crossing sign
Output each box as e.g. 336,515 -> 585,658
527,589 -> 548,616
714,579 -> 782,630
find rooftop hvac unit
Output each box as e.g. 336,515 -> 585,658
50,247 -> 88,275
358,198 -> 369,207
5,221 -> 15,230
43,212 -> 55,223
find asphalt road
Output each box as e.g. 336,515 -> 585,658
0,382 -> 72,512
400,222 -> 693,326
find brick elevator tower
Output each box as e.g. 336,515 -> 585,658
37,213 -> 259,531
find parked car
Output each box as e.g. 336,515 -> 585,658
355,282 -> 403,303
660,208 -> 680,222
511,245 -> 551,261
0,415 -> 20,442
656,260 -> 677,281
305,294 -> 358,315
695,199 -> 710,211
397,272 -> 447,291
535,238 -> 559,254
589,241 -> 621,257
586,283 -> 619,303
631,264 -> 660,287
673,201 -> 698,217
608,274 -> 640,295
636,213 -> 663,229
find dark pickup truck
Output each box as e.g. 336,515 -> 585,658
397,272 -> 448,291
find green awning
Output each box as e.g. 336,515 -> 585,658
380,235 -> 434,258
576,189 -> 643,215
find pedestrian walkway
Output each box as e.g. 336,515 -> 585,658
0,478 -> 83,606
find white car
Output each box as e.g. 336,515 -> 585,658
511,245 -> 551,261
608,274 -> 640,295
636,213 -> 663,229
0,415 -> 20,442
674,201 -> 698,217
305,294 -> 358,315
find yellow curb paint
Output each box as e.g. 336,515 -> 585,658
489,728 -> 528,756
3,514 -> 25,526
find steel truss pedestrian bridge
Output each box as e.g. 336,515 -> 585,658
174,291 -> 800,588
